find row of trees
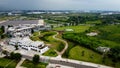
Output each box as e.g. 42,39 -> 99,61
2,51 -> 22,61
2,50 -> 40,64
0,26 -> 5,34
62,33 -> 102,51
67,14 -> 120,26
0,26 -> 6,39
62,32 -> 120,63
108,46 -> 120,62
88,25 -> 120,43
68,16 -> 85,25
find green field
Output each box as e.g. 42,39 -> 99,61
22,60 -> 48,68
86,20 -> 101,24
62,25 -> 120,68
89,25 -> 120,43
62,40 -> 117,67
0,58 -> 18,68
54,25 -> 91,33
43,49 -> 57,57
69,46 -> 114,66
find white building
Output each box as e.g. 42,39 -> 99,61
96,46 -> 110,53
8,37 -> 49,54
7,25 -> 33,37
86,32 -> 98,36
65,29 -> 74,32
0,19 -> 51,37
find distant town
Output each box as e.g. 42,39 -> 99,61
1,10 -> 120,15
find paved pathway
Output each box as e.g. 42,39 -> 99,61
15,58 -> 26,68
53,31 -> 68,57
46,63 -> 74,68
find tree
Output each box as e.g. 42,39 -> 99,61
0,26 -> 4,39
10,52 -> 14,59
32,54 -> 40,64
2,50 -> 9,57
1,26 -> 5,33
15,45 -> 19,50
57,43 -> 65,52
10,52 -> 22,60
31,29 -> 34,34
51,25 -> 54,29
0,29 -> 2,34
108,46 -> 120,62
14,53 -> 22,60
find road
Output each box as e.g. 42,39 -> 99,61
22,55 -> 95,68
53,31 -> 68,56
49,59 -> 95,68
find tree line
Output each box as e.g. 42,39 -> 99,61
62,32 -> 120,63
67,14 -> 120,26
0,26 -> 6,39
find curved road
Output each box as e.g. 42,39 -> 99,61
53,31 -> 68,56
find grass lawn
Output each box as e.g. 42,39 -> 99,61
86,20 -> 101,24
30,36 -> 41,41
0,58 -> 18,68
68,46 -> 114,67
39,31 -> 65,51
21,60 -> 48,68
100,39 -> 120,48
30,31 -> 41,41
53,25 -> 91,33
43,49 -> 57,57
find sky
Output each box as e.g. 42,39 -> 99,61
0,0 -> 120,10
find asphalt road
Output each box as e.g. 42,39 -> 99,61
49,59 -> 96,68
22,55 -> 96,68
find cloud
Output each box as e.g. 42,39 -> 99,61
0,0 -> 120,10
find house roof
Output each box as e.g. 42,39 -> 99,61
30,41 -> 44,47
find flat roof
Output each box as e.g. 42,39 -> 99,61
0,20 -> 44,26
9,37 -> 44,47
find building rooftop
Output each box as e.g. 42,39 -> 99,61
8,25 -> 33,31
9,37 -> 44,47
86,32 -> 98,36
0,19 -> 45,26
30,41 -> 44,47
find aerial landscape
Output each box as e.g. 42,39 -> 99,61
0,0 -> 120,68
